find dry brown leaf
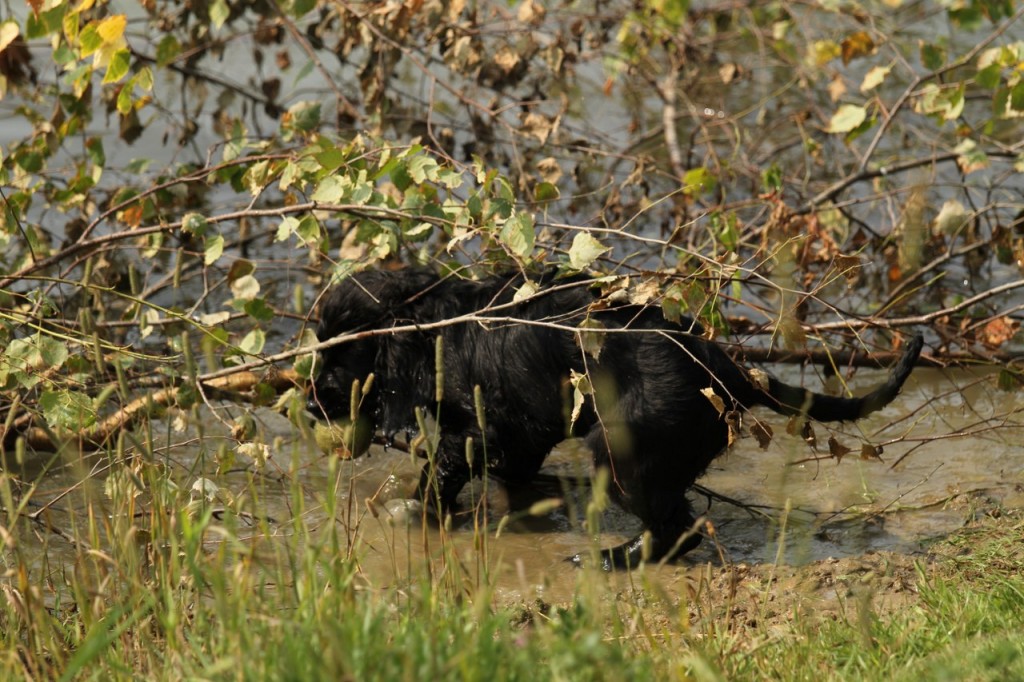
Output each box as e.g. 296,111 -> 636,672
493,46 -> 521,75
833,254 -> 863,284
841,31 -> 876,64
777,316 -> 807,348
536,156 -> 563,184
517,0 -> 545,25
520,112 -> 558,144
828,75 -> 847,102
725,410 -> 740,447
802,421 -> 817,449
860,443 -> 884,461
751,421 -> 774,449
748,368 -> 770,393
628,279 -> 661,306
828,436 -> 852,463
786,415 -> 803,436
701,387 -> 726,416
980,317 -> 1020,349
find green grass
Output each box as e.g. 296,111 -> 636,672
2,429 -> 1023,681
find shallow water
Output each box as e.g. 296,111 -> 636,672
300,365 -> 1022,598
11,365 -> 1023,602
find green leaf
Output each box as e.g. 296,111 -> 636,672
38,336 -> 69,371
311,175 -> 345,203
534,182 -> 560,203
243,160 -> 271,196
408,155 -> 440,184
290,0 -> 317,18
1010,81 -> 1024,113
949,6 -> 983,30
920,42 -> 946,71
239,328 -> 266,356
683,167 -> 717,195
975,63 -> 1002,90
933,199 -> 971,235
156,34 -> 180,67
102,48 -> 131,84
244,298 -> 275,322
715,212 -> 740,252
660,282 -> 687,324
567,232 -> 610,270
276,216 -> 300,242
231,274 -> 261,301
761,164 -> 783,193
293,353 -> 315,380
348,170 -> 373,204
437,168 -> 464,190
387,159 -> 413,192
85,138 -> 105,167
15,151 -> 44,173
26,4 -> 66,39
78,24 -> 102,55
204,234 -> 224,265
827,104 -> 867,133
116,85 -> 133,115
955,139 -> 989,174
499,212 -> 535,259
293,59 -> 315,85
287,101 -> 321,133
181,212 -> 208,236
296,214 -> 321,244
403,222 -> 434,241
997,369 -> 1021,392
314,147 -> 345,172
40,390 -> 96,431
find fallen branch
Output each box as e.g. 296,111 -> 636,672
5,369 -> 304,453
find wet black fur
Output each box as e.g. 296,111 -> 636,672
308,269 -> 923,569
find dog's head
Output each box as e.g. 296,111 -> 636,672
306,270 -> 436,423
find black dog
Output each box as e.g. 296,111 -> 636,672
307,269 -> 923,569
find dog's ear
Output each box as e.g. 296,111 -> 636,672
317,270 -> 437,339
359,269 -> 436,306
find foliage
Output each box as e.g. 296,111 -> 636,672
0,0 -> 1023,677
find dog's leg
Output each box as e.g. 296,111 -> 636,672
415,433 -> 476,514
567,507 -> 704,570
570,419 -> 716,570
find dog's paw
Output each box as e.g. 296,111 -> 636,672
564,552 -> 614,572
381,498 -> 425,528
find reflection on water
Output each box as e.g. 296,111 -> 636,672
10,366 -> 1023,602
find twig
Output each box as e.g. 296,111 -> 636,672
854,5 -> 1024,176
273,4 -> 360,122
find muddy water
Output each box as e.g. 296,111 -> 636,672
12,365 -> 1023,602
323,364 -> 1023,599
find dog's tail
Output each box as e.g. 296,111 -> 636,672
748,335 -> 923,422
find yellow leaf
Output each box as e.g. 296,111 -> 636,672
0,21 -> 19,54
810,40 -> 841,67
860,64 -> 892,92
96,15 -> 126,45
826,104 -> 867,133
